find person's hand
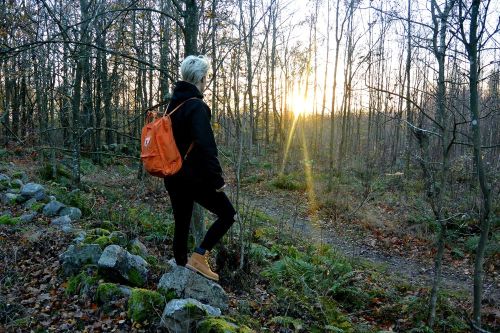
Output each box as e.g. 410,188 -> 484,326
215,184 -> 227,193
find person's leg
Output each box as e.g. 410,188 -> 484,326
165,179 -> 194,266
193,189 -> 236,252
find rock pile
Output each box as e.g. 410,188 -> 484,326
1,170 -> 252,332
0,173 -> 81,230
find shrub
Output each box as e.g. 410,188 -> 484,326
270,174 -> 305,191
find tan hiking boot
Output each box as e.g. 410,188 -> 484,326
186,252 -> 219,281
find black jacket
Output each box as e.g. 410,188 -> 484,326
165,81 -> 224,190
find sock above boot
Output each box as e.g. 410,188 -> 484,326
194,247 -> 206,255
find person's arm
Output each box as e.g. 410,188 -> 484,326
189,102 -> 225,190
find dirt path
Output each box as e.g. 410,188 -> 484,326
241,189 -> 499,301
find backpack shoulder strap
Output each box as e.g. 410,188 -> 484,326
165,97 -> 199,117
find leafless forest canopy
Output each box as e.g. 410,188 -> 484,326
0,0 -> 498,169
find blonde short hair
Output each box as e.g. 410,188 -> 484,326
180,55 -> 209,85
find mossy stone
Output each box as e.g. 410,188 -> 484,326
101,220 -> 115,231
127,288 -> 166,323
95,283 -> 124,304
127,267 -> 146,287
65,271 -> 99,296
109,231 -> 127,246
129,242 -> 147,259
87,228 -> 111,236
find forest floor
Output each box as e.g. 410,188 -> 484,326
241,184 -> 499,300
1,152 -> 499,332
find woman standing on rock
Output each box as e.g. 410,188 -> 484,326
164,55 -> 236,281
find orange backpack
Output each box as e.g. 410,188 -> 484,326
140,97 -> 197,177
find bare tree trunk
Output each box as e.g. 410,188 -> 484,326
427,0 -> 456,326
459,0 -> 493,328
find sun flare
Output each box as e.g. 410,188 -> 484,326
288,91 -> 313,117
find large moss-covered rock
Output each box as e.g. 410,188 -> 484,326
95,282 -> 131,304
161,298 -> 221,333
129,238 -> 148,258
59,244 -> 103,276
157,260 -> 228,311
127,288 -> 166,323
98,245 -> 149,287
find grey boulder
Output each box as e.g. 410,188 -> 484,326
51,215 -> 73,232
19,212 -> 37,223
59,207 -> 82,220
59,244 -> 103,276
0,174 -> 10,190
72,230 -> 87,244
161,298 -> 221,333
23,198 -> 37,209
43,201 -> 66,216
129,238 -> 148,258
1,193 -> 18,205
157,260 -> 228,311
98,245 -> 149,287
20,183 -> 45,200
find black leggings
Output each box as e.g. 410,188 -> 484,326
165,177 -> 236,266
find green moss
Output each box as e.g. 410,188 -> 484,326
269,174 -> 305,191
127,288 -> 166,323
87,228 -> 111,236
157,288 -> 177,302
31,202 -> 45,213
197,317 -> 239,333
10,316 -> 30,328
129,243 -> 146,258
0,215 -> 21,226
268,316 -> 304,331
12,171 -> 25,179
64,190 -> 93,216
10,181 -> 22,189
65,271 -> 99,296
0,179 -> 10,189
109,231 -> 127,246
127,267 -> 146,287
39,163 -> 72,181
145,255 -> 159,267
198,317 -> 256,333
95,283 -> 124,304
94,236 -> 113,249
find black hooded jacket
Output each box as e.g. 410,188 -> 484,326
165,81 -> 224,190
